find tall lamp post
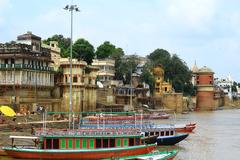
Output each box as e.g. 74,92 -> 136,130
64,4 -> 80,130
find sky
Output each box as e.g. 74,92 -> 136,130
0,0 -> 240,81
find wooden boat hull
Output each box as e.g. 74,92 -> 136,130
156,133 -> 189,145
176,125 -> 196,133
4,144 -> 156,159
0,148 -> 7,156
141,135 -> 158,144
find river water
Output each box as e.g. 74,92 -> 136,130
1,109 -> 240,160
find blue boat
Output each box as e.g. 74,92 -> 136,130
156,133 -> 189,145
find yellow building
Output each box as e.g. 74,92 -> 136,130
42,41 -> 61,71
152,64 -> 172,96
58,58 -> 99,112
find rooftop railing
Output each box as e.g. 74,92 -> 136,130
0,64 -> 54,71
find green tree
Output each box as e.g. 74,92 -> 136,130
111,48 -> 125,80
96,41 -> 116,59
42,34 -> 71,58
120,55 -> 140,84
140,63 -> 155,95
147,49 -> 195,96
72,38 -> 95,64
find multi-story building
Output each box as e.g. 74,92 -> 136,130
92,59 -> 115,86
195,66 -> 224,110
0,32 -> 57,112
58,58 -> 99,112
214,75 -> 234,99
42,41 -> 61,71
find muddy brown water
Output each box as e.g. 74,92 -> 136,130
1,109 -> 240,160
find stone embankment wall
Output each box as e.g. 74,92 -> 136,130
162,93 -> 183,113
224,96 -> 240,108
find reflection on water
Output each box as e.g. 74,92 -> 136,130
1,109 -> 240,160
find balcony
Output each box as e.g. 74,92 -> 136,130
0,64 -> 54,71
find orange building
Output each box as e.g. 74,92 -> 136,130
196,66 -> 215,110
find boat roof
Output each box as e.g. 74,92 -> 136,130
34,129 -> 142,138
9,136 -> 39,139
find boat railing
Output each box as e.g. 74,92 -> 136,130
34,128 -> 141,137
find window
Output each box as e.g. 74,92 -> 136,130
53,139 -> 59,149
170,131 -> 174,135
11,59 -> 15,64
145,132 -> 149,136
96,138 -> 101,148
103,139 -> 108,148
135,138 -> 140,145
46,139 -> 52,149
129,138 -> 134,146
73,76 -> 78,83
210,81 -> 212,84
65,76 -> 68,83
160,132 -> 164,136
89,78 -> 92,84
165,87 -> 167,91
166,131 -> 169,136
4,59 -> 8,64
110,138 -> 115,147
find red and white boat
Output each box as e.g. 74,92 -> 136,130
175,123 -> 196,133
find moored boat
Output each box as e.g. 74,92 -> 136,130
104,149 -> 178,160
3,129 -> 156,159
156,133 -> 189,145
0,146 -> 7,156
149,112 -> 170,120
142,128 -> 189,145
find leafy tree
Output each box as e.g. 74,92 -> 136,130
96,41 -> 116,59
95,41 -> 126,80
121,55 -> 140,84
140,63 -> 155,95
147,49 -> 195,96
72,38 -> 95,64
111,48 -> 125,80
42,34 -> 71,57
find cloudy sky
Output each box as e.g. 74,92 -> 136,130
0,0 -> 240,81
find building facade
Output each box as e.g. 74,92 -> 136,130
0,32 -> 57,113
195,66 -> 215,110
58,58 -> 99,112
152,64 -> 172,96
92,59 -> 115,86
42,41 -> 61,71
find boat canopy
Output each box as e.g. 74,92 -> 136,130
9,136 -> 39,139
